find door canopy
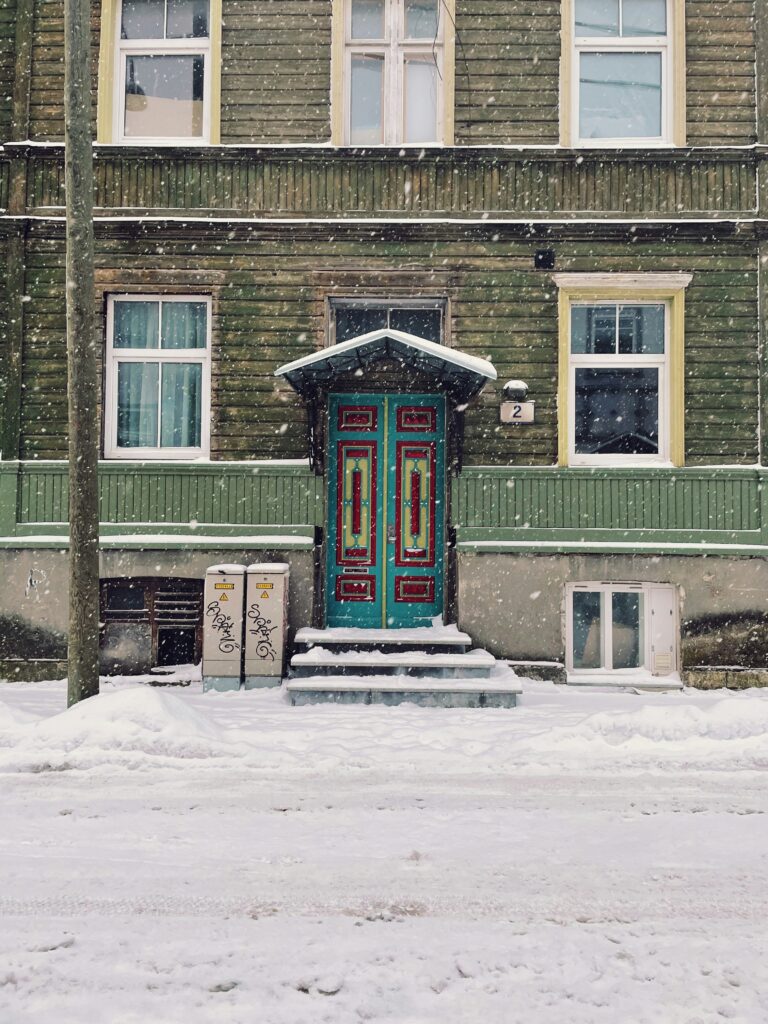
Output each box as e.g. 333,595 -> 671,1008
275,329 -> 496,405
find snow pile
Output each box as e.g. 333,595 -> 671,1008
540,696 -> 768,763
0,688 -> 237,772
0,700 -> 37,747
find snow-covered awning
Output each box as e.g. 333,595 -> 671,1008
275,329 -> 496,405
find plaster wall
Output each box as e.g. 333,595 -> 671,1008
457,552 -> 768,671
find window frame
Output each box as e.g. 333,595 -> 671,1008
560,0 -> 686,148
553,273 -> 692,468
565,581 -> 678,681
332,0 -> 455,146
104,294 -> 212,460
568,299 -> 670,467
327,296 -> 448,346
97,0 -> 223,145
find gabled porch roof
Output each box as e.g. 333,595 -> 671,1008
274,329 -> 496,405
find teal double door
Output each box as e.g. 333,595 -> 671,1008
326,394 -> 446,628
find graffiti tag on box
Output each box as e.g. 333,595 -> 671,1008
206,600 -> 240,654
247,602 -> 277,661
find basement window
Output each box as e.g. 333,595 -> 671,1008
104,295 -> 211,459
566,581 -> 678,681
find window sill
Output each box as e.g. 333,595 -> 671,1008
566,672 -> 682,690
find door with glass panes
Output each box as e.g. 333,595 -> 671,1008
326,393 -> 445,628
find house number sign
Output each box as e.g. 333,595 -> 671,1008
500,401 -> 535,424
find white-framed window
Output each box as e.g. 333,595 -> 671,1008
572,0 -> 672,146
566,581 -> 678,680
343,0 -> 444,145
115,0 -> 211,144
568,300 -> 669,465
104,295 -> 211,460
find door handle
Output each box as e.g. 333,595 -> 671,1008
387,523 -> 396,544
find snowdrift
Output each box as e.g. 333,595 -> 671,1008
1,684 -> 767,773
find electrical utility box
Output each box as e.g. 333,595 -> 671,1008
202,564 -> 246,692
244,563 -> 290,689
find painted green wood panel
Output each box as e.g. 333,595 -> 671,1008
17,462 -> 325,525
15,225 -> 760,465
20,149 -> 759,220
452,467 -> 764,539
0,0 -> 16,143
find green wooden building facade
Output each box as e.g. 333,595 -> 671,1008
0,0 -> 766,685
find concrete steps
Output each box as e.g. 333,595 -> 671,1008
287,625 -> 520,707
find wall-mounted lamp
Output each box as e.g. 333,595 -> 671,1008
502,379 -> 529,402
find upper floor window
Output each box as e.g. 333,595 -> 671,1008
340,0 -> 447,145
566,0 -> 682,147
104,296 -> 211,459
117,0 -> 210,142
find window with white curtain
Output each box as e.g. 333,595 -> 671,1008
573,0 -> 671,144
345,0 -> 444,145
105,296 -> 211,459
116,0 -> 211,143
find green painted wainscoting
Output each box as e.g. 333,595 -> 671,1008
452,467 -> 768,555
1,462 -> 767,556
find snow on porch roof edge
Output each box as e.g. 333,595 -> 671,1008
274,328 -> 497,402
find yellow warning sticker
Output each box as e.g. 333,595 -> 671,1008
214,582 -> 235,590
219,592 -> 229,602
257,583 -> 274,590
261,591 -> 270,599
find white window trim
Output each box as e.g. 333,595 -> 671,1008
342,0 -> 445,146
571,0 -> 674,148
567,298 -> 671,467
565,581 -> 679,682
104,295 -> 212,461
113,1 -> 212,146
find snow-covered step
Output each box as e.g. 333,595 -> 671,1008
290,646 -> 496,679
285,666 -> 521,708
294,624 -> 472,654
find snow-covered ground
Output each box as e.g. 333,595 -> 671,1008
1,677 -> 767,1023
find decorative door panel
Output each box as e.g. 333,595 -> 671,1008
327,394 -> 445,628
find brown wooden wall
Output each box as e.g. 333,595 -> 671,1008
16,223 -> 758,466
18,0 -> 759,147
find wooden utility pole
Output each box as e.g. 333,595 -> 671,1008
64,0 -> 99,705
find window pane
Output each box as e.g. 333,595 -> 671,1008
160,363 -> 203,447
575,0 -> 619,35
575,367 -> 659,455
404,57 -> 438,143
571,305 -> 616,354
161,301 -> 208,349
573,591 -> 602,669
107,584 -> 146,610
167,0 -> 209,38
390,307 -> 442,341
579,52 -> 662,139
350,55 -> 384,144
623,0 -> 666,36
124,55 -> 205,138
121,0 -> 164,39
113,300 -> 159,349
405,0 -> 439,38
612,592 -> 642,669
335,306 -> 388,341
618,304 -> 665,354
117,362 -> 159,447
351,0 -> 384,38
